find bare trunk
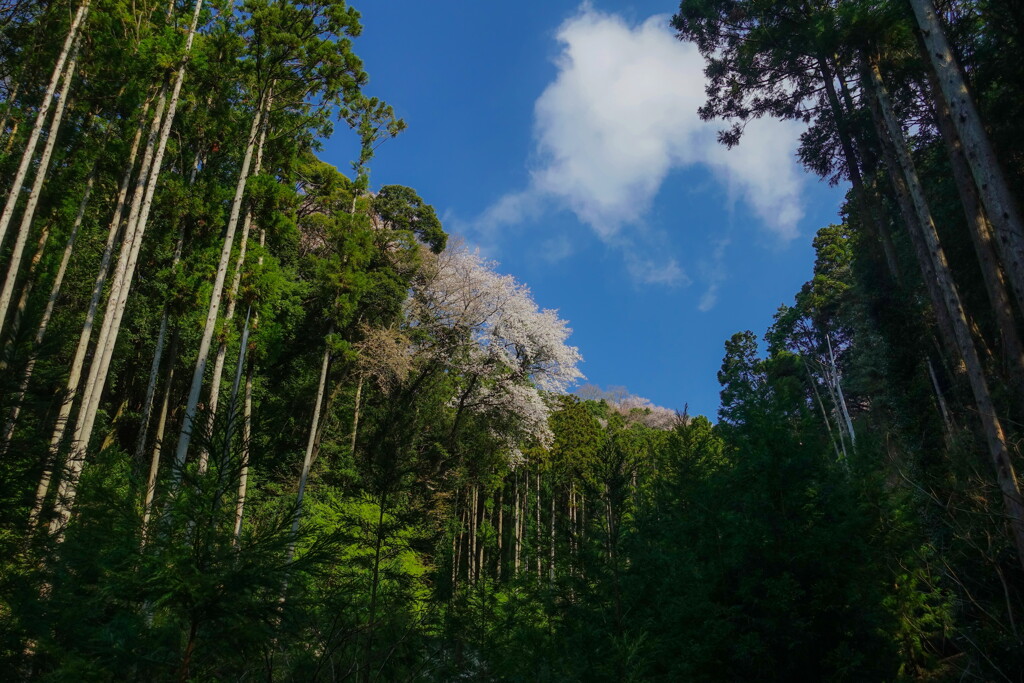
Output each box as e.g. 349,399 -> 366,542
134,224 -> 185,461
826,332 -> 856,449
496,486 -> 503,581
142,329 -> 178,537
0,0 -> 90,249
1,170 -> 95,449
549,488 -> 555,583
468,485 -> 477,583
513,473 -> 521,574
200,88 -> 273,470
51,0 -> 204,535
910,0 -> 1024,310
0,50 -> 78,338
350,374 -> 363,455
868,58 -> 1024,571
287,336 -> 331,558
817,55 -> 901,281
535,471 -> 541,579
924,66 -> 1024,381
927,356 -> 956,441
177,92 -> 264,474
30,97 -> 150,529
233,354 -> 254,542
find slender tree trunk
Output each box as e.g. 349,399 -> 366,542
923,66 -> 1024,381
0,0 -> 89,250
233,354 -> 254,542
817,55 -> 901,281
135,224 -> 185,462
927,356 -> 956,441
868,58 -> 1024,570
30,98 -> 150,529
177,91 -> 264,473
468,485 -> 477,583
826,332 -> 855,448
362,490 -> 388,683
51,0 -> 204,535
513,473 -> 521,575
200,88 -> 273,470
142,328 -> 178,537
0,51 -> 78,338
549,487 -> 555,583
496,486 -> 503,581
1,169 -> 95,449
287,335 -> 331,558
535,471 -> 541,579
2,223 -> 49,364
909,0 -> 1024,310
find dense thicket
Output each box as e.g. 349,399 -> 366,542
0,0 -> 1023,680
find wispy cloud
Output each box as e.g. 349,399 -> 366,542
461,3 -> 807,282
698,238 -> 730,312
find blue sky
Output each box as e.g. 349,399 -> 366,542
323,1 -> 847,420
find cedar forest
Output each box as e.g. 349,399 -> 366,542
0,0 -> 1022,680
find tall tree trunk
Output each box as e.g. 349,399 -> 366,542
30,98 -> 149,529
287,335 -> 331,559
199,88 -> 273,471
176,91 -> 264,474
496,486 -> 503,581
909,0 -> 1024,311
142,328 -> 178,538
549,487 -> 555,583
468,485 -> 477,583
513,472 -> 521,575
868,58 -> 1024,570
923,66 -> 1024,381
233,353 -> 254,542
817,55 -> 901,281
0,50 -> 78,339
134,222 -> 185,462
0,0 -> 89,250
535,471 -> 541,579
3,176 -> 94,449
50,0 -> 204,535
362,490 -> 388,683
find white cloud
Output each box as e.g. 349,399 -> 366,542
463,3 -> 807,281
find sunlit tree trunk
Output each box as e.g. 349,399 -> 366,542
868,58 -> 1024,570
50,0 -> 204,535
142,328 -> 178,537
0,0 -> 90,250
177,92 -> 265,474
923,66 -> 1024,380
30,96 -> 150,529
910,0 -> 1024,311
0,50 -> 78,338
200,88 -> 273,471
2,171 -> 94,449
287,335 -> 331,558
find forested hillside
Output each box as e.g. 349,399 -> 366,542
0,0 -> 1023,680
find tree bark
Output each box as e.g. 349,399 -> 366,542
200,87 -> 273,470
868,57 -> 1024,570
50,0 -> 204,535
30,97 -> 150,529
177,91 -> 264,474
1,168 -> 95,450
287,334 -> 331,559
923,65 -> 1024,381
0,48 -> 78,338
0,0 -> 89,250
909,0 -> 1024,312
